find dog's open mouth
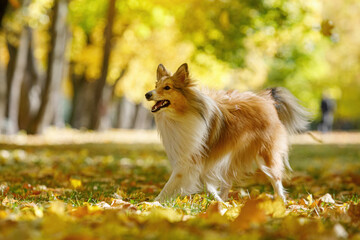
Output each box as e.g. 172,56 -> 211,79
152,100 -> 170,112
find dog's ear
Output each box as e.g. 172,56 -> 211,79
157,64 -> 170,81
173,63 -> 190,86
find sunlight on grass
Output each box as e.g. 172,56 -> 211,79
0,139 -> 359,239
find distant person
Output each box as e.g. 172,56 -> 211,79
319,93 -> 336,132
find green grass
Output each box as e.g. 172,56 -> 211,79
0,143 -> 359,239
1,143 -> 359,203
289,144 -> 360,170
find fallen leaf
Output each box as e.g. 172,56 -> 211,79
148,208 -> 183,223
2,195 -> 18,206
70,178 -> 82,189
307,194 -> 313,206
333,223 -> 348,238
259,199 -> 286,218
199,201 -> 228,224
111,199 -> 137,211
348,203 -> 360,223
231,199 -> 266,231
319,193 -> 335,204
96,201 -> 111,209
70,207 -> 90,218
49,201 -> 66,216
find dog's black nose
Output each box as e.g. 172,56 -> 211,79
145,91 -> 152,100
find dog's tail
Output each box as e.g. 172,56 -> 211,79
268,87 -> 310,135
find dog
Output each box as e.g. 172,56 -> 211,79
145,63 -> 309,203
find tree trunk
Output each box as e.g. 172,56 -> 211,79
28,0 -> 68,134
52,49 -> 70,128
134,104 -> 154,129
114,98 -> 121,128
5,26 -> 30,134
0,0 -> 8,28
43,28 -> 70,129
130,103 -> 141,129
70,76 -> 97,129
5,41 -> 17,121
99,66 -> 128,130
98,84 -> 113,130
69,67 -> 86,128
116,97 -> 137,129
89,0 -> 116,130
19,28 -> 41,130
0,64 -> 6,133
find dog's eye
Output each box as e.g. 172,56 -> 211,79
164,86 -> 171,90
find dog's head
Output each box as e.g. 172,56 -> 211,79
145,63 -> 193,114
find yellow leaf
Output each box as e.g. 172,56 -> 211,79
49,201 -> 66,216
307,194 -> 313,206
299,198 -> 308,206
231,199 -> 266,231
70,178 -> 82,189
201,198 -> 208,206
88,205 -> 102,213
259,199 -> 286,218
0,210 -> 7,219
70,206 -> 89,218
193,194 -> 201,203
175,196 -> 182,205
33,205 -> 44,218
2,196 -> 17,206
200,202 -> 228,224
149,208 -> 183,223
42,214 -> 69,236
225,206 -> 241,221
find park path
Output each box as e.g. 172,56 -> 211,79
0,128 -> 359,146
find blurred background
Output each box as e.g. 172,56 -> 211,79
0,0 -> 359,135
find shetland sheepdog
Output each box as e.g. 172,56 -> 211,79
145,63 -> 309,203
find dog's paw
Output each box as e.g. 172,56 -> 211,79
220,201 -> 230,208
143,201 -> 163,207
154,195 -> 164,202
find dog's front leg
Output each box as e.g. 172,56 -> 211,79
155,171 -> 182,202
155,167 -> 200,202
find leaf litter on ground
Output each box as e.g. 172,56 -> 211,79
0,131 -> 360,239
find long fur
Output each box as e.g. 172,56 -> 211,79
267,87 -> 310,134
146,63 -> 310,202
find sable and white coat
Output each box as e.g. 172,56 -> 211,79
145,63 -> 309,202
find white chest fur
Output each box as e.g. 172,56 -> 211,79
155,111 -> 209,168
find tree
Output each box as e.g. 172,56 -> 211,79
1,0 -> 359,133
5,25 -> 30,134
0,0 -> 9,28
89,0 -> 116,130
28,0 -> 68,134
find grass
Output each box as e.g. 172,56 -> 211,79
0,142 -> 359,239
1,143 -> 359,203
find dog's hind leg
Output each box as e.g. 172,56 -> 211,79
271,178 -> 286,202
256,154 -> 287,203
219,183 -> 232,201
259,165 -> 286,202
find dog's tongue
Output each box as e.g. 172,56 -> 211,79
152,100 -> 164,112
